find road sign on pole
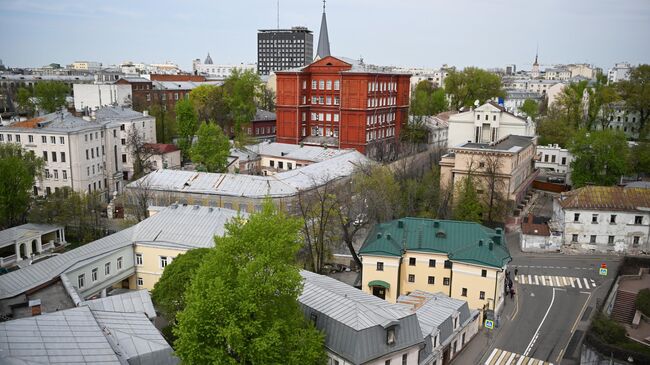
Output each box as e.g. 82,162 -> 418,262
599,268 -> 608,276
601,263 -> 607,269
485,319 -> 494,329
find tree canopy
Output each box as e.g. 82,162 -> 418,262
410,81 -> 447,116
445,67 -> 504,110
175,98 -> 198,159
0,144 -> 44,229
174,202 -> 326,364
34,81 -> 69,113
453,176 -> 483,223
190,122 -> 230,172
618,64 -> 650,139
520,99 -> 540,121
223,69 -> 262,147
569,129 -> 629,187
536,104 -> 576,148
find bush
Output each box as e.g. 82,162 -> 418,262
636,288 -> 650,317
591,312 -> 627,344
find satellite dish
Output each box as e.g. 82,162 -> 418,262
474,99 -> 480,107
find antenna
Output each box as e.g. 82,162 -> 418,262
323,0 -> 326,12
277,0 -> 280,30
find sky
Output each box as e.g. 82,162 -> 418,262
1,0 -> 649,72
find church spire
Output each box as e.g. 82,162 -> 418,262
315,0 -> 331,60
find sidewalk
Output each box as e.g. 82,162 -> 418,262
451,291 -> 519,364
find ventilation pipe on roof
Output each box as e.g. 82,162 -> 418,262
386,233 -> 392,241
489,241 -> 494,251
478,240 -> 483,247
433,221 -> 440,228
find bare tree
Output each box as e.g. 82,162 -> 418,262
126,127 -> 156,180
124,179 -> 154,222
480,154 -> 509,223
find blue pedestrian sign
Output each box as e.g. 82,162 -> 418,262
599,268 -> 608,276
485,319 -> 494,329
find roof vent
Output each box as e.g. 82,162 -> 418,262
193,205 -> 200,210
170,204 -> 178,209
478,239 -> 483,247
397,220 -> 404,229
386,233 -> 392,241
208,207 -> 214,212
435,230 -> 446,238
433,221 -> 440,228
377,233 -> 382,239
495,228 -> 503,235
489,241 -> 494,251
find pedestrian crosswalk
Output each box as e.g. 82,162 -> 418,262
514,274 -> 597,289
485,348 -> 553,365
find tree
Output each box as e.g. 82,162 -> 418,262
453,175 -> 483,223
174,201 -> 327,365
556,81 -> 588,129
223,69 -> 262,147
409,81 -> 448,116
126,127 -> 156,180
176,98 -> 198,159
569,129 -> 629,187
34,81 -> 69,113
151,248 -> 212,333
150,104 -> 176,144
445,67 -> 505,110
189,84 -> 229,127
520,99 -> 539,121
536,104 -> 576,147
331,181 -> 368,269
636,288 -> 650,317
618,65 -> 650,139
190,122 -> 230,172
353,164 -> 401,223
628,142 -> 650,178
480,154 -> 509,223
258,86 -> 276,112
123,178 -> 154,222
16,87 -> 36,117
0,144 -> 44,229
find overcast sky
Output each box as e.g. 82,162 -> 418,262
1,0 -> 648,71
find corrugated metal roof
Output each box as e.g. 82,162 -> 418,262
359,218 -> 511,268
245,141 -> 352,163
80,290 -> 156,320
0,205 -> 243,299
559,186 -> 650,212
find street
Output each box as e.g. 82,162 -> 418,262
452,232 -> 621,365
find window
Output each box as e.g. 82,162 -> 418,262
121,138 -> 126,145
53,170 -> 58,179
572,234 -> 579,242
408,274 -> 415,283
278,161 -> 284,169
117,257 -> 123,270
78,274 -> 85,288
43,151 -> 48,161
122,154 -> 127,163
61,152 -> 66,162
402,354 -> 408,365
6,135 -> 10,142
136,253 -> 143,265
311,80 -> 317,89
428,276 -> 435,284
610,215 -> 616,223
561,157 -> 566,165
319,80 -> 325,89
28,135 -> 33,143
92,268 -> 98,282
590,235 -> 597,244
160,256 -> 168,268
302,80 -> 306,89
461,288 -> 468,297
287,163 -> 293,170
592,214 -> 598,223
409,257 -> 416,266
574,213 -> 580,222
42,136 -> 47,143
443,277 -> 450,286
334,80 -> 340,90
50,136 -> 56,144
444,260 -> 452,269
44,169 -> 50,178
385,360 -> 391,365
326,80 -> 332,90
105,262 -> 111,275
62,170 -> 67,180
635,216 -> 643,225
481,269 -> 487,277
377,262 -> 384,271
480,291 -> 485,300
608,236 -> 615,245
479,162 -> 485,168
269,160 -> 275,167
137,277 -> 144,286
633,236 -> 640,246
429,259 -> 436,267
51,151 -> 57,162
386,327 -> 396,345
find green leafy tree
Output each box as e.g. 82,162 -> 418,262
16,87 -> 36,117
445,67 -> 505,110
520,99 -> 539,121
189,84 -> 230,127
536,104 -> 576,147
453,175 -> 483,223
628,142 -> 650,178
34,81 -> 69,113
150,104 -> 176,144
258,86 -> 276,112
151,248 -> 212,334
223,69 -> 262,147
556,80 -> 588,129
410,81 -> 448,116
176,98 -> 198,159
174,201 -> 327,365
0,144 -> 44,229
190,122 -> 230,172
618,64 -> 650,139
353,164 -> 401,223
636,288 -> 650,317
569,129 -> 629,187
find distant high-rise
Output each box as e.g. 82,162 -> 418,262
257,27 -> 313,76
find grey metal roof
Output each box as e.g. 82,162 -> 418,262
0,223 -> 61,248
152,80 -> 223,91
0,111 -> 112,134
130,150 -> 369,198
299,271 -> 424,364
94,106 -> 148,122
458,135 -> 534,152
0,205 -> 242,299
245,141 -> 352,163
0,74 -> 95,82
80,290 -> 156,320
397,291 -> 470,340
252,108 -> 276,121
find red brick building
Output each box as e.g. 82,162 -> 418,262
274,56 -> 410,156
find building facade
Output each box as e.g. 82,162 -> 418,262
359,218 -> 510,320
257,27 -> 314,76
274,56 -> 411,156
552,186 -> 650,253
503,90 -> 544,117
192,53 -> 257,80
535,144 -> 573,174
446,102 -> 535,148
73,84 -> 133,111
608,62 -> 632,84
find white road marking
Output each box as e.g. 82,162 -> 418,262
562,276 -> 568,286
540,275 -> 546,286
496,349 -> 508,365
570,277 -> 575,288
505,352 -> 516,365
583,278 -> 590,288
485,348 -> 499,364
534,275 -> 539,285
576,278 -> 582,289
524,288 -> 557,357
488,348 -> 554,365
528,274 -> 533,284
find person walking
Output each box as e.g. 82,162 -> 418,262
514,267 -> 519,277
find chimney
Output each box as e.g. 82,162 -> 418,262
386,233 -> 392,241
489,241 -> 494,251
377,233 -> 382,239
478,239 -> 483,247
433,221 -> 440,228
29,299 -> 42,316
143,110 -> 149,116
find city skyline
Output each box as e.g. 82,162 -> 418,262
1,0 -> 649,71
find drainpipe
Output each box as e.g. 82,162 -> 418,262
396,255 -> 403,302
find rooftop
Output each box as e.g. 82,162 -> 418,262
246,141 -> 353,162
144,143 -> 179,154
457,135 -> 535,153
0,223 -> 61,248
359,217 -> 511,268
559,186 -> 650,212
252,108 -> 276,122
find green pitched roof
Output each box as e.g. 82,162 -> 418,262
359,217 -> 511,268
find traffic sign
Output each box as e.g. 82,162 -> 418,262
485,319 -> 494,329
601,263 -> 607,269
599,268 -> 608,276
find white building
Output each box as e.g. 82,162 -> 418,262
73,84 -> 133,112
408,115 -> 449,150
0,106 -> 155,198
552,186 -> 650,253
535,144 -> 573,173
243,141 -> 355,175
544,67 -> 572,81
192,53 -> 256,80
446,102 -> 535,147
69,61 -> 102,71
596,102 -> 642,139
608,62 -> 632,84
503,90 -> 544,116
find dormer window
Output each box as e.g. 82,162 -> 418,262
387,327 -> 396,345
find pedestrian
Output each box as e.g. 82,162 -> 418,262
510,288 -> 515,299
514,267 -> 519,277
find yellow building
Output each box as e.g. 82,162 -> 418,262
359,218 -> 511,319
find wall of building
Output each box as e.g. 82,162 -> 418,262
536,145 -> 572,173
64,245 -> 134,299
450,262 -> 502,314
561,209 -> 649,252
361,255 -> 401,303
133,244 -> 187,291
73,84 -> 132,111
